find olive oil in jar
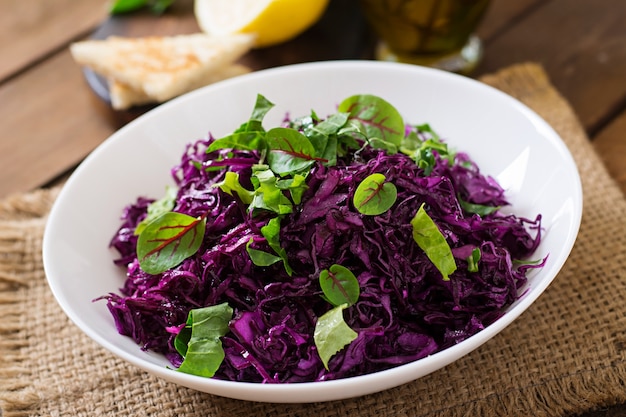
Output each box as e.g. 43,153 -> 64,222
360,0 -> 491,74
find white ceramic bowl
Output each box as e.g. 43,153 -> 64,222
43,61 -> 582,403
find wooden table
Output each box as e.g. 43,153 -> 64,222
1,0 -> 624,415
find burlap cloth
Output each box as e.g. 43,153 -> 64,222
1,62 -> 625,417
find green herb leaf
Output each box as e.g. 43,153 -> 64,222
338,94 -> 405,147
136,212 -> 206,275
245,238 -> 282,267
319,264 -> 360,307
400,124 -> 453,176
367,137 -> 399,154
459,199 -> 500,216
353,173 -> 397,216
261,217 -> 293,275
266,127 -> 320,175
175,303 -> 233,377
275,173 -> 308,205
314,304 -> 358,370
304,112 -> 349,166
249,167 -> 294,215
467,247 -> 481,273
206,131 -> 266,153
134,185 -> 178,235
213,172 -> 254,204
410,203 -> 457,280
246,94 -> 274,132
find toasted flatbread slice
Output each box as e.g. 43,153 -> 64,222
109,63 -> 250,110
70,33 -> 254,102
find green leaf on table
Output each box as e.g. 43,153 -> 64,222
136,212 -> 206,275
338,94 -> 405,148
410,203 -> 457,280
134,185 -> 178,236
353,173 -> 397,216
174,302 -> 233,377
319,264 -> 360,307
109,0 -> 174,14
314,304 -> 358,370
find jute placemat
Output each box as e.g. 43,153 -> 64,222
2,62 -> 625,417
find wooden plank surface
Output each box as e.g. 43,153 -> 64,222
0,49 -> 115,193
475,0 -> 626,135
0,0 -> 107,80
593,111 -> 626,193
1,0 -> 625,201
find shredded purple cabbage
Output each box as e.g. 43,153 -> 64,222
102,127 -> 544,383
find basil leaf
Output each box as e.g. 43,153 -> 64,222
410,203 -> 457,280
134,185 -> 177,235
353,173 -> 397,216
319,264 -> 360,307
175,303 -> 233,377
136,212 -> 206,275
314,304 -> 358,370
266,127 -> 319,175
213,171 -> 254,204
338,94 -> 405,147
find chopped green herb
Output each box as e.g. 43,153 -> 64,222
314,304 -> 358,370
134,185 -> 177,235
410,203 -> 457,280
467,247 -> 481,273
174,303 -> 233,377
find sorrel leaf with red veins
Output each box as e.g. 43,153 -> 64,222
136,212 -> 206,275
319,264 -> 360,307
353,173 -> 398,216
338,94 -> 405,148
266,127 -> 322,175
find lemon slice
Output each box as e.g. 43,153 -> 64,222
194,0 -> 330,48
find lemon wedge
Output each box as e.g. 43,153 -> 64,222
194,0 -> 330,48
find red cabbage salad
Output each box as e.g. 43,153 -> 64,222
101,94 -> 545,383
